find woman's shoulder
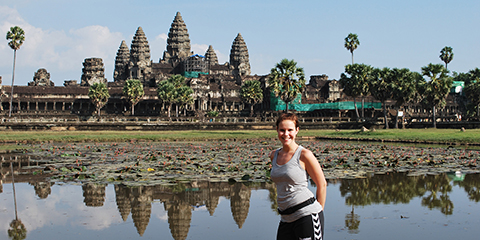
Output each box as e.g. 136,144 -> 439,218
269,148 -> 281,159
299,145 -> 312,154
299,147 -> 315,160
269,150 -> 275,159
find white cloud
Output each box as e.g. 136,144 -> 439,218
150,33 -> 168,61
191,43 -> 208,56
190,43 -> 229,64
0,6 -> 124,85
155,33 -> 168,42
216,49 -> 228,65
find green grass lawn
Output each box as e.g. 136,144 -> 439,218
312,128 -> 480,144
1,128 -> 479,145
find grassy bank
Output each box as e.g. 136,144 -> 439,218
1,128 -> 480,146
314,128 -> 480,145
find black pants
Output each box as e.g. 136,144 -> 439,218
277,211 -> 324,240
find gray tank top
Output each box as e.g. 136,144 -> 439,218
270,146 -> 323,222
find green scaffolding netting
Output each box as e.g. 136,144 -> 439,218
183,71 -> 209,78
269,92 -> 381,111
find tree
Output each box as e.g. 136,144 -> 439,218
370,68 -> 394,129
6,26 -> 25,117
339,64 -> 373,120
157,75 -> 186,117
391,69 -> 423,128
464,68 -> 480,117
439,46 -> 454,71
451,72 -> 469,117
88,83 -> 110,117
240,80 -> 263,116
122,79 -> 144,116
157,81 -> 176,118
344,33 -> 360,64
420,63 -> 453,128
268,59 -> 306,113
176,85 -> 194,117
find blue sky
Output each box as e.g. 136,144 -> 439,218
1,0 -> 479,86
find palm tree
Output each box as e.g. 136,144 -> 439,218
391,69 -> 423,128
339,64 -> 373,120
344,33 -> 360,64
464,68 -> 480,117
370,67 -> 394,129
420,63 -> 453,128
268,59 -> 306,113
157,81 -> 176,118
439,46 -> 454,70
176,85 -> 194,117
88,83 -> 110,117
122,79 -> 144,116
240,80 -> 263,116
6,26 -> 25,117
157,75 -> 186,117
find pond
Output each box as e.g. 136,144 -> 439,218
1,172 -> 480,240
1,140 -> 480,239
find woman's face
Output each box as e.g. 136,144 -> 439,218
276,120 -> 299,145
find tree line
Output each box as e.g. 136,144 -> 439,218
341,33 -> 480,128
88,75 -> 195,118
266,33 -> 480,129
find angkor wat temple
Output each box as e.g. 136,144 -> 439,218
0,12 -> 460,122
0,12 -> 346,119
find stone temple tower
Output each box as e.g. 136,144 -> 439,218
229,33 -> 251,79
114,40 -> 130,82
204,45 -> 218,66
162,12 -> 192,65
81,58 -> 107,86
129,27 -> 152,85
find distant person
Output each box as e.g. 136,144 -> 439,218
269,113 -> 327,240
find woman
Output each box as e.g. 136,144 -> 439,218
270,113 -> 327,240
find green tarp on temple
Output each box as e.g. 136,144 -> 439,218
183,71 -> 209,78
269,92 -> 381,111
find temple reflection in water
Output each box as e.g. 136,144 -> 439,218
110,181 -> 274,238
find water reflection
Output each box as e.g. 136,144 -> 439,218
110,181 -> 275,237
2,152 -> 480,239
3,155 -> 27,240
454,173 -> 480,202
340,172 -> 456,214
337,170 -> 480,234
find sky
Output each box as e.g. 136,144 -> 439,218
1,0 -> 480,86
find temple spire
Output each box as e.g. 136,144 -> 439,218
162,11 -> 192,64
205,45 -> 218,66
229,33 -> 251,79
129,26 -> 152,84
114,40 -> 130,82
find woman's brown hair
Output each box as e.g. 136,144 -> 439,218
276,113 -> 299,129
